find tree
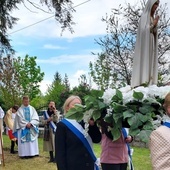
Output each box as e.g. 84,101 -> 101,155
63,73 -> 70,91
71,74 -> 91,102
54,71 -> 62,83
90,1 -> 170,89
46,72 -> 69,111
0,0 -> 19,55
89,53 -> 113,90
14,55 -> 45,100
0,0 -> 75,55
0,56 -> 21,109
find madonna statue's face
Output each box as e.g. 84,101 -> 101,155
151,0 -> 159,15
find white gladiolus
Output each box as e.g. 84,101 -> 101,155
105,107 -> 113,117
83,109 -> 93,137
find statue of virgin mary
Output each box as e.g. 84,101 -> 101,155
131,0 -> 160,87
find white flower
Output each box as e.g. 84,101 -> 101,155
119,85 -> 131,93
102,88 -> 116,105
84,122 -> 89,137
148,85 -> 160,98
83,109 -> 93,137
158,86 -> 170,99
105,107 -> 113,117
122,90 -> 133,104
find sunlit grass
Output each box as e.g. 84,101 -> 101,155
1,135 -> 152,170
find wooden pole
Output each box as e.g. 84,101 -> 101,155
0,128 -> 5,166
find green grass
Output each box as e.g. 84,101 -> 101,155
1,135 -> 152,170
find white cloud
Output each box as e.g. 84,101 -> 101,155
43,44 -> 67,50
69,70 -> 87,88
37,54 -> 97,65
39,80 -> 51,94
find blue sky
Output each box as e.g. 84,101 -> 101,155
8,0 -> 169,94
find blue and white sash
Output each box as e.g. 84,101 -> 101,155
122,128 -> 134,170
43,111 -> 57,133
61,119 -> 99,170
163,122 -> 170,128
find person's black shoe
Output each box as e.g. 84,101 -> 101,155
10,151 -> 17,154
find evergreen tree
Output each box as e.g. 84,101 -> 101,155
63,73 -> 70,90
54,71 -> 62,83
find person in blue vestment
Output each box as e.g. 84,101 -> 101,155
13,96 -> 39,158
55,95 -> 101,170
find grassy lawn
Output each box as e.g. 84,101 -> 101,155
1,135 -> 152,170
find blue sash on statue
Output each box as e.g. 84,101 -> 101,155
43,111 -> 57,133
122,128 -> 134,170
61,119 -> 99,170
163,122 -> 170,128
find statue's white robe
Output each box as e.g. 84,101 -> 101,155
131,0 -> 158,87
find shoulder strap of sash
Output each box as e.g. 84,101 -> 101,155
162,122 -> 170,128
44,111 -> 57,133
61,119 -> 99,170
122,128 -> 134,170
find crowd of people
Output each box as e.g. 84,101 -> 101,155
0,95 -> 134,170
0,91 -> 169,170
0,90 -> 169,170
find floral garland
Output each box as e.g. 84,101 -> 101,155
65,85 -> 170,142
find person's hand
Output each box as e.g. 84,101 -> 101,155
26,123 -> 32,128
47,117 -> 52,122
125,136 -> 133,143
154,15 -> 159,26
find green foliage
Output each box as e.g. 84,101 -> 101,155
14,55 -> 44,100
133,91 -> 144,100
89,54 -> 112,90
45,80 -> 66,110
0,0 -> 19,55
71,78 -> 91,103
54,71 -> 62,83
63,73 -> 70,90
65,87 -> 165,142
0,56 -> 21,109
66,104 -> 85,122
30,95 -> 47,111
